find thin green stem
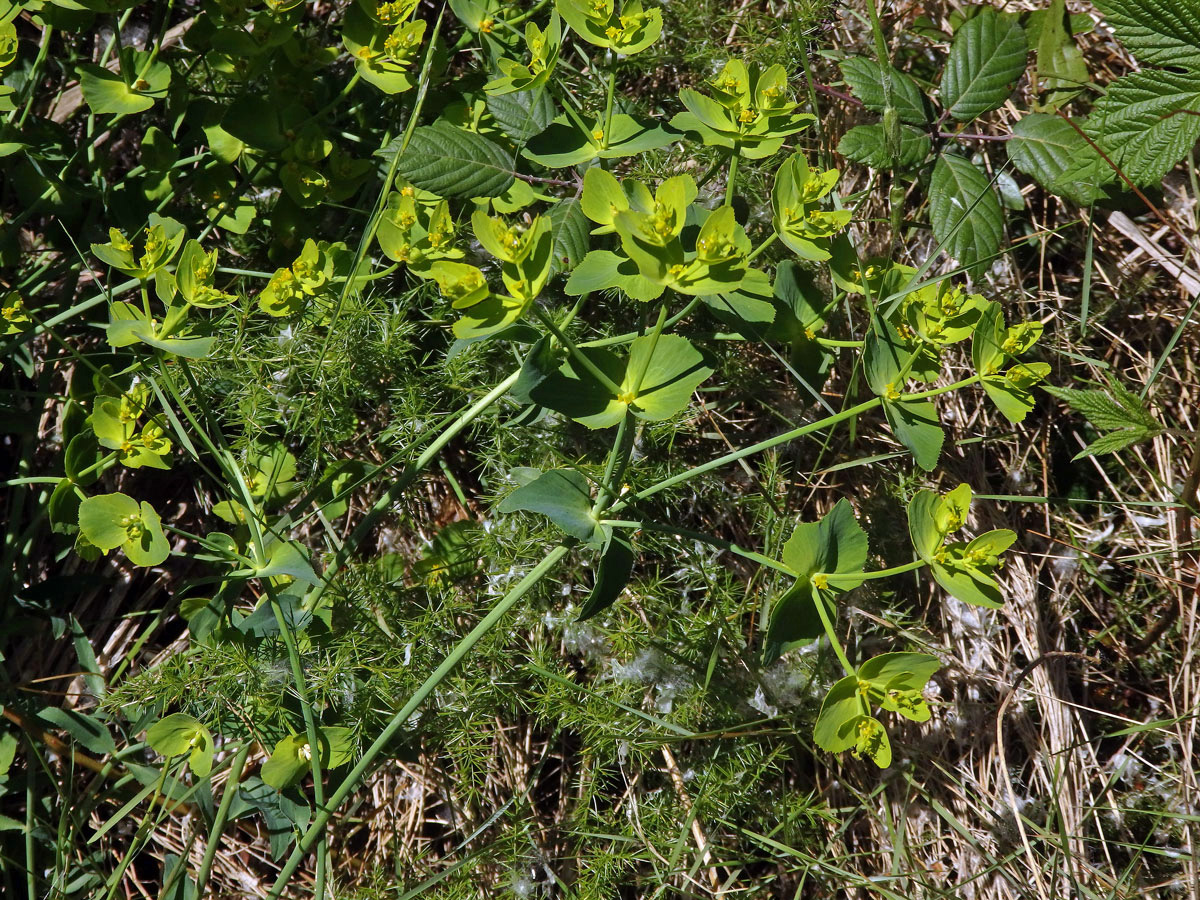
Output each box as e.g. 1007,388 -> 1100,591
533,306 -> 623,396
265,544 -> 571,900
267,584 -> 328,900
747,233 -> 777,262
811,584 -> 856,677
614,375 -> 979,510
724,153 -> 740,207
627,303 -> 669,395
579,297 -> 701,349
825,558 -> 924,584
603,64 -> 617,143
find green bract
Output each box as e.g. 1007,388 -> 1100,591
79,47 -> 171,115
376,187 -> 461,271
532,334 -> 713,429
771,152 -> 852,261
146,713 -> 214,777
813,652 -> 941,768
908,484 -> 1016,608
972,301 -> 1048,423
258,239 -> 336,317
91,215 -> 185,279
555,0 -> 662,55
77,492 -> 170,567
485,13 -> 561,94
765,500 -> 868,661
673,60 -> 815,158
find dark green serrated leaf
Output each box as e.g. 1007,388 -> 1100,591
487,87 -> 556,144
837,123 -> 930,170
547,198 -> 589,276
1072,427 -> 1155,459
1087,70 -> 1200,186
929,153 -> 1004,272
1007,113 -> 1111,204
839,56 -> 930,124
1041,384 -> 1159,431
940,7 -> 1028,122
1094,0 -> 1200,70
384,121 -> 517,198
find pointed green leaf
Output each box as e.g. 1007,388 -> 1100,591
837,123 -> 930,170
940,8 -> 1028,122
578,531 -> 635,619
929,153 -> 1004,272
487,87 -> 556,143
1093,0 -> 1200,69
839,56 -> 930,124
385,121 -> 516,198
1088,70 -> 1200,186
1007,113 -> 1111,204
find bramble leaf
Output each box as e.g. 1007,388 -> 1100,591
1087,70 -> 1200,186
940,7 -> 1028,122
1007,113 -> 1111,204
929,154 -> 1003,272
839,56 -> 930,124
1093,0 -> 1200,69
385,121 -> 516,198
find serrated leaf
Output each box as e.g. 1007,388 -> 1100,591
1088,70 -> 1200,186
929,153 -> 1004,271
547,198 -> 589,276
1007,113 -> 1111,204
384,121 -> 516,198
1072,427 -> 1155,459
1094,0 -> 1200,70
1041,384 -> 1158,431
497,468 -> 600,542
837,123 -> 930,169
487,87 -> 556,144
940,7 -> 1028,122
839,56 -> 930,124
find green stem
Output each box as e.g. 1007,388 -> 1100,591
824,558 -> 924,584
265,544 -> 571,900
603,64 -> 617,144
724,153 -> 739,207
747,232 -> 777,262
267,585 -> 328,900
613,396 -> 880,511
811,583 -> 856,677
579,297 -> 701,349
312,369 -> 521,597
533,306 -> 623,396
614,375 -> 979,511
627,303 -> 669,395
593,413 -> 633,513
